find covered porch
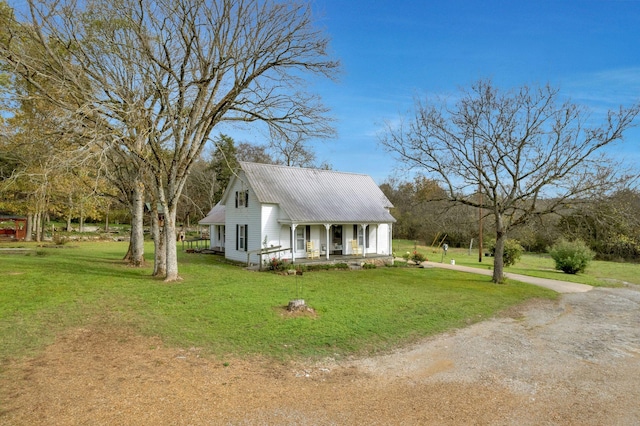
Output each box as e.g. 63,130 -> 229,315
283,222 -> 393,263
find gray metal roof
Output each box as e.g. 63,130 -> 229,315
237,162 -> 395,224
198,203 -> 225,225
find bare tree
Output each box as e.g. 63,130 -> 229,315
270,134 -> 318,167
2,0 -> 338,281
381,80 -> 639,283
236,142 -> 275,165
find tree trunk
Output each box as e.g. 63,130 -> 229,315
492,213 -> 506,283
34,212 -> 41,242
152,202 -> 166,277
25,214 -> 33,242
66,193 -> 73,231
163,206 -> 181,282
124,180 -> 145,267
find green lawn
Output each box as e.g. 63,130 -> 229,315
395,239 -> 640,287
1,241 -> 557,362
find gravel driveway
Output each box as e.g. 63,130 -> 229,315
352,285 -> 640,425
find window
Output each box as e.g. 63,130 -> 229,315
235,190 -> 249,208
236,224 -> 248,251
353,224 -> 370,248
296,226 -> 306,251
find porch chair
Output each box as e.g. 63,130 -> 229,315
351,239 -> 362,255
306,241 -> 319,259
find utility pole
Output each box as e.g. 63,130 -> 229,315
478,149 -> 483,263
478,188 -> 483,263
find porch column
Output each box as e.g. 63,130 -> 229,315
324,224 -> 331,260
291,224 -> 298,263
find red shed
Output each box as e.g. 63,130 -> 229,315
0,215 -> 28,241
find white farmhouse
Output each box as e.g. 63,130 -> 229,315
199,162 -> 396,265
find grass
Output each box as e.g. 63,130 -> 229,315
0,241 -> 559,362
395,239 -> 640,287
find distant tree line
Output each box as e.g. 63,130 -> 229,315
382,176 -> 640,262
0,129 -> 324,233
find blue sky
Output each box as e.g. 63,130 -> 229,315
288,0 -> 640,183
9,0 -> 639,183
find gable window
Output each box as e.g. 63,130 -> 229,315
235,190 -> 249,208
236,224 -> 248,251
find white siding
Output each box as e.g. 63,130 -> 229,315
261,204 -> 281,247
376,223 -> 391,255
259,204 -> 286,264
225,174 -> 262,264
278,225 -> 293,260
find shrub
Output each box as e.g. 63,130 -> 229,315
548,238 -> 594,274
487,239 -> 524,267
402,250 -> 427,263
268,257 -> 291,271
53,235 -> 69,246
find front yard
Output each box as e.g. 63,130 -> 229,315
0,241 -> 556,361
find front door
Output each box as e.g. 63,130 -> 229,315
331,225 -> 343,254
295,226 -> 306,257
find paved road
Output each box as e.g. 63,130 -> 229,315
423,261 -> 593,293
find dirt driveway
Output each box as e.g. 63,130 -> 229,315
1,285 -> 639,425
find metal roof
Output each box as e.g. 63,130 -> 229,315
237,162 -> 395,224
198,203 -> 225,225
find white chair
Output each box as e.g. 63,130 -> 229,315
351,239 -> 362,255
306,241 -> 319,259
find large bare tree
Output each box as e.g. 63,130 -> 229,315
381,80 -> 639,283
1,0 -> 338,281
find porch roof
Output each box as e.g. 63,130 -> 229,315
198,203 -> 225,225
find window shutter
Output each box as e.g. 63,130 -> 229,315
306,225 -> 310,243
235,192 -> 238,208
236,224 -> 239,250
245,191 -> 249,208
244,225 -> 248,251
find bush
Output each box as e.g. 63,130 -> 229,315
487,239 -> 524,267
548,239 -> 594,274
53,235 -> 69,246
267,257 -> 291,271
402,250 -> 427,263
